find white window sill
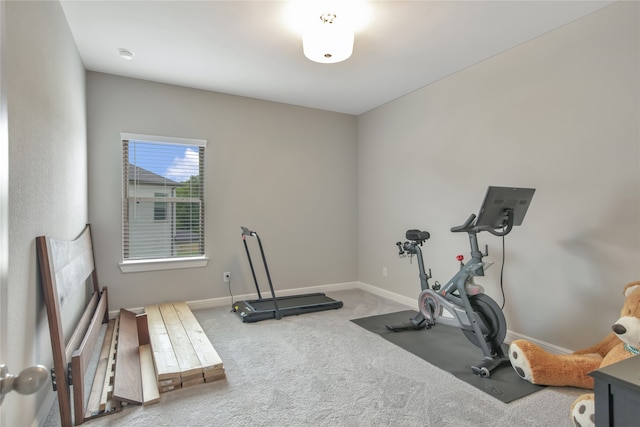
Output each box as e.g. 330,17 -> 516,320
119,256 -> 209,273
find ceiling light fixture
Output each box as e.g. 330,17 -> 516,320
303,13 -> 354,64
285,0 -> 370,64
118,48 -> 135,60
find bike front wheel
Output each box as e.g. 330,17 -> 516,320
461,293 -> 507,352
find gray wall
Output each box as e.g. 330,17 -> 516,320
4,1 -> 87,426
87,73 -> 358,310
3,1 -> 639,426
357,1 -> 639,350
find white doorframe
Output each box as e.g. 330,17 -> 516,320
0,0 -> 9,423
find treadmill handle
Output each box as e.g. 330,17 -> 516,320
241,226 -> 256,237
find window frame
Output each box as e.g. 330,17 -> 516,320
119,132 -> 209,273
154,192 -> 168,221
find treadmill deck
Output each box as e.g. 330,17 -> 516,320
232,292 -> 343,323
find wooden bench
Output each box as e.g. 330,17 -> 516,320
38,225 -> 225,426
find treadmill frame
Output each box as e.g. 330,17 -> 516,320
232,227 -> 343,323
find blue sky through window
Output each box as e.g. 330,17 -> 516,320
129,140 -> 199,183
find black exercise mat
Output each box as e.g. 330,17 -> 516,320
351,310 -> 544,403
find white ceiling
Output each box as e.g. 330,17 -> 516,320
60,1 -> 614,115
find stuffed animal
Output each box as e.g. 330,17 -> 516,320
508,280 -> 640,427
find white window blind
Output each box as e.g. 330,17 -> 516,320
122,133 -> 206,261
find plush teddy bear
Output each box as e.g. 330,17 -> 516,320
508,280 -> 640,427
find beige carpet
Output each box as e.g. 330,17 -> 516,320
44,289 -> 585,426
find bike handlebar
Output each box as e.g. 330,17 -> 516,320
476,209 -> 514,236
449,209 -> 514,237
241,226 -> 256,237
450,214 -> 476,233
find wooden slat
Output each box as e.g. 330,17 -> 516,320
139,344 -> 160,405
136,313 -> 150,346
159,383 -> 181,393
85,319 -> 115,417
144,305 -> 181,380
71,290 -> 108,424
157,377 -> 181,387
113,309 -> 143,404
173,302 -> 224,373
204,367 -> 225,379
180,372 -> 204,383
66,292 -> 99,363
181,376 -> 205,388
158,303 -> 202,377
146,301 -> 225,393
99,315 -> 119,412
205,372 -> 227,382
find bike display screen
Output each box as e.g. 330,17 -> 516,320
475,186 -> 535,228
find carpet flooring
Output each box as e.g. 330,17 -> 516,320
43,289 -> 585,426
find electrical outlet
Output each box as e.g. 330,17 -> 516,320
382,267 -> 388,277
223,272 -> 231,283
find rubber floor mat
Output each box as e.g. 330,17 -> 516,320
351,310 -> 544,403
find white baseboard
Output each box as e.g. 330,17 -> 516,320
353,281 -> 572,355
108,280 -> 572,356
109,281 -> 359,317
190,280 -> 358,311
354,281 -> 418,308
504,330 -> 572,354
33,389 -> 57,427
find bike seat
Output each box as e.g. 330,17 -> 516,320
406,229 -> 430,242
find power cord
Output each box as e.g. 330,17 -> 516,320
228,276 -> 235,311
499,235 -> 506,309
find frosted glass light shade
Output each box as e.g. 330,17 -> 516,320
303,23 -> 354,64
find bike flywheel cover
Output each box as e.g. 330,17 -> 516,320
418,289 -> 441,322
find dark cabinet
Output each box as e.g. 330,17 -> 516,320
589,355 -> 640,426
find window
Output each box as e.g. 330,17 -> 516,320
154,192 -> 168,221
121,133 -> 207,271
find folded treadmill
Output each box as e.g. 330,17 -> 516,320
232,226 -> 343,323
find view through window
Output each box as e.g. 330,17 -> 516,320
122,134 -> 206,261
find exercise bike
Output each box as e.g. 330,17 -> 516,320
386,186 -> 535,377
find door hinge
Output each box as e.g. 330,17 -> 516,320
67,362 -> 73,385
50,367 -> 57,391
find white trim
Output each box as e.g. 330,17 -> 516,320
109,281 -> 358,318
504,330 -> 572,354
352,282 -> 571,353
32,390 -> 56,427
106,280 -> 572,356
120,132 -> 207,147
118,256 -> 209,273
356,281 -> 419,308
